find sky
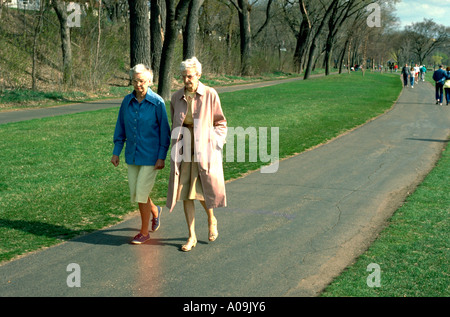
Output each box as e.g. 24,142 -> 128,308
393,0 -> 450,29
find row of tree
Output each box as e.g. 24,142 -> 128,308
2,0 -> 449,99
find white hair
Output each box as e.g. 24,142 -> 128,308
180,57 -> 202,75
129,64 -> 153,83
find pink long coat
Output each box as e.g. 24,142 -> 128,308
166,82 -> 227,212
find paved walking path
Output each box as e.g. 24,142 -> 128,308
0,77 -> 449,298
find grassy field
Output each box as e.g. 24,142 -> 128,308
1,72 -> 403,264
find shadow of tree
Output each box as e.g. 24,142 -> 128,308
0,218 -> 84,240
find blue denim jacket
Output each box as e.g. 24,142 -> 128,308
113,90 -> 171,166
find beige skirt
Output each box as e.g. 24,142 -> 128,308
177,125 -> 204,201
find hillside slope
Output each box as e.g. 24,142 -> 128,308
0,6 -> 130,92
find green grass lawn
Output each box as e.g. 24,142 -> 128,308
1,72 -> 403,264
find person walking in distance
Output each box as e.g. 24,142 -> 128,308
410,65 -> 416,88
401,63 -> 410,88
433,65 -> 447,106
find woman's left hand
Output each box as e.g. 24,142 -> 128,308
154,159 -> 165,170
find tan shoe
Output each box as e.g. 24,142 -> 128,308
181,237 -> 197,252
209,217 -> 218,242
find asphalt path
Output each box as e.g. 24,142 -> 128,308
0,76 -> 449,298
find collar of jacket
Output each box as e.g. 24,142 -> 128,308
180,82 -> 206,100
128,89 -> 161,106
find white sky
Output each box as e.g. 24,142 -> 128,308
393,0 -> 450,28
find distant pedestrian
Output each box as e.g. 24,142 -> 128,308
419,65 -> 426,81
111,64 -> 171,244
410,66 -> 416,88
414,64 -> 420,82
401,64 -> 410,87
444,66 -> 450,106
432,65 -> 447,106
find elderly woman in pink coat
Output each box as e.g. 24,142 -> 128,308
166,57 -> 227,252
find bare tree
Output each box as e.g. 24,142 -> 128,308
103,0 -> 129,22
52,0 -> 73,86
303,0 -> 338,79
323,0 -> 361,76
293,0 -> 311,73
337,8 -> 368,73
405,19 -> 450,65
230,0 -> 273,75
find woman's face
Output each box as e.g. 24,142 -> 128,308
182,68 -> 200,92
132,72 -> 151,97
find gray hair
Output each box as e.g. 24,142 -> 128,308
180,57 -> 202,75
129,64 -> 153,83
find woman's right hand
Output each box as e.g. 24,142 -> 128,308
111,155 -> 120,167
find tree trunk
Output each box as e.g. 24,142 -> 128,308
304,0 -> 338,80
237,0 -> 252,76
361,33 -> 368,77
347,38 -> 351,74
324,1 -> 339,76
52,0 -> 73,86
226,6 -> 234,72
32,0 -> 45,90
324,0 -> 356,76
324,35 -> 334,76
157,0 -> 190,100
338,37 -> 348,74
183,0 -> 204,60
150,0 -> 164,79
128,0 -> 151,68
293,0 -> 311,74
94,0 -> 102,86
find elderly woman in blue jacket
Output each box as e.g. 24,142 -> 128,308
111,64 -> 171,244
